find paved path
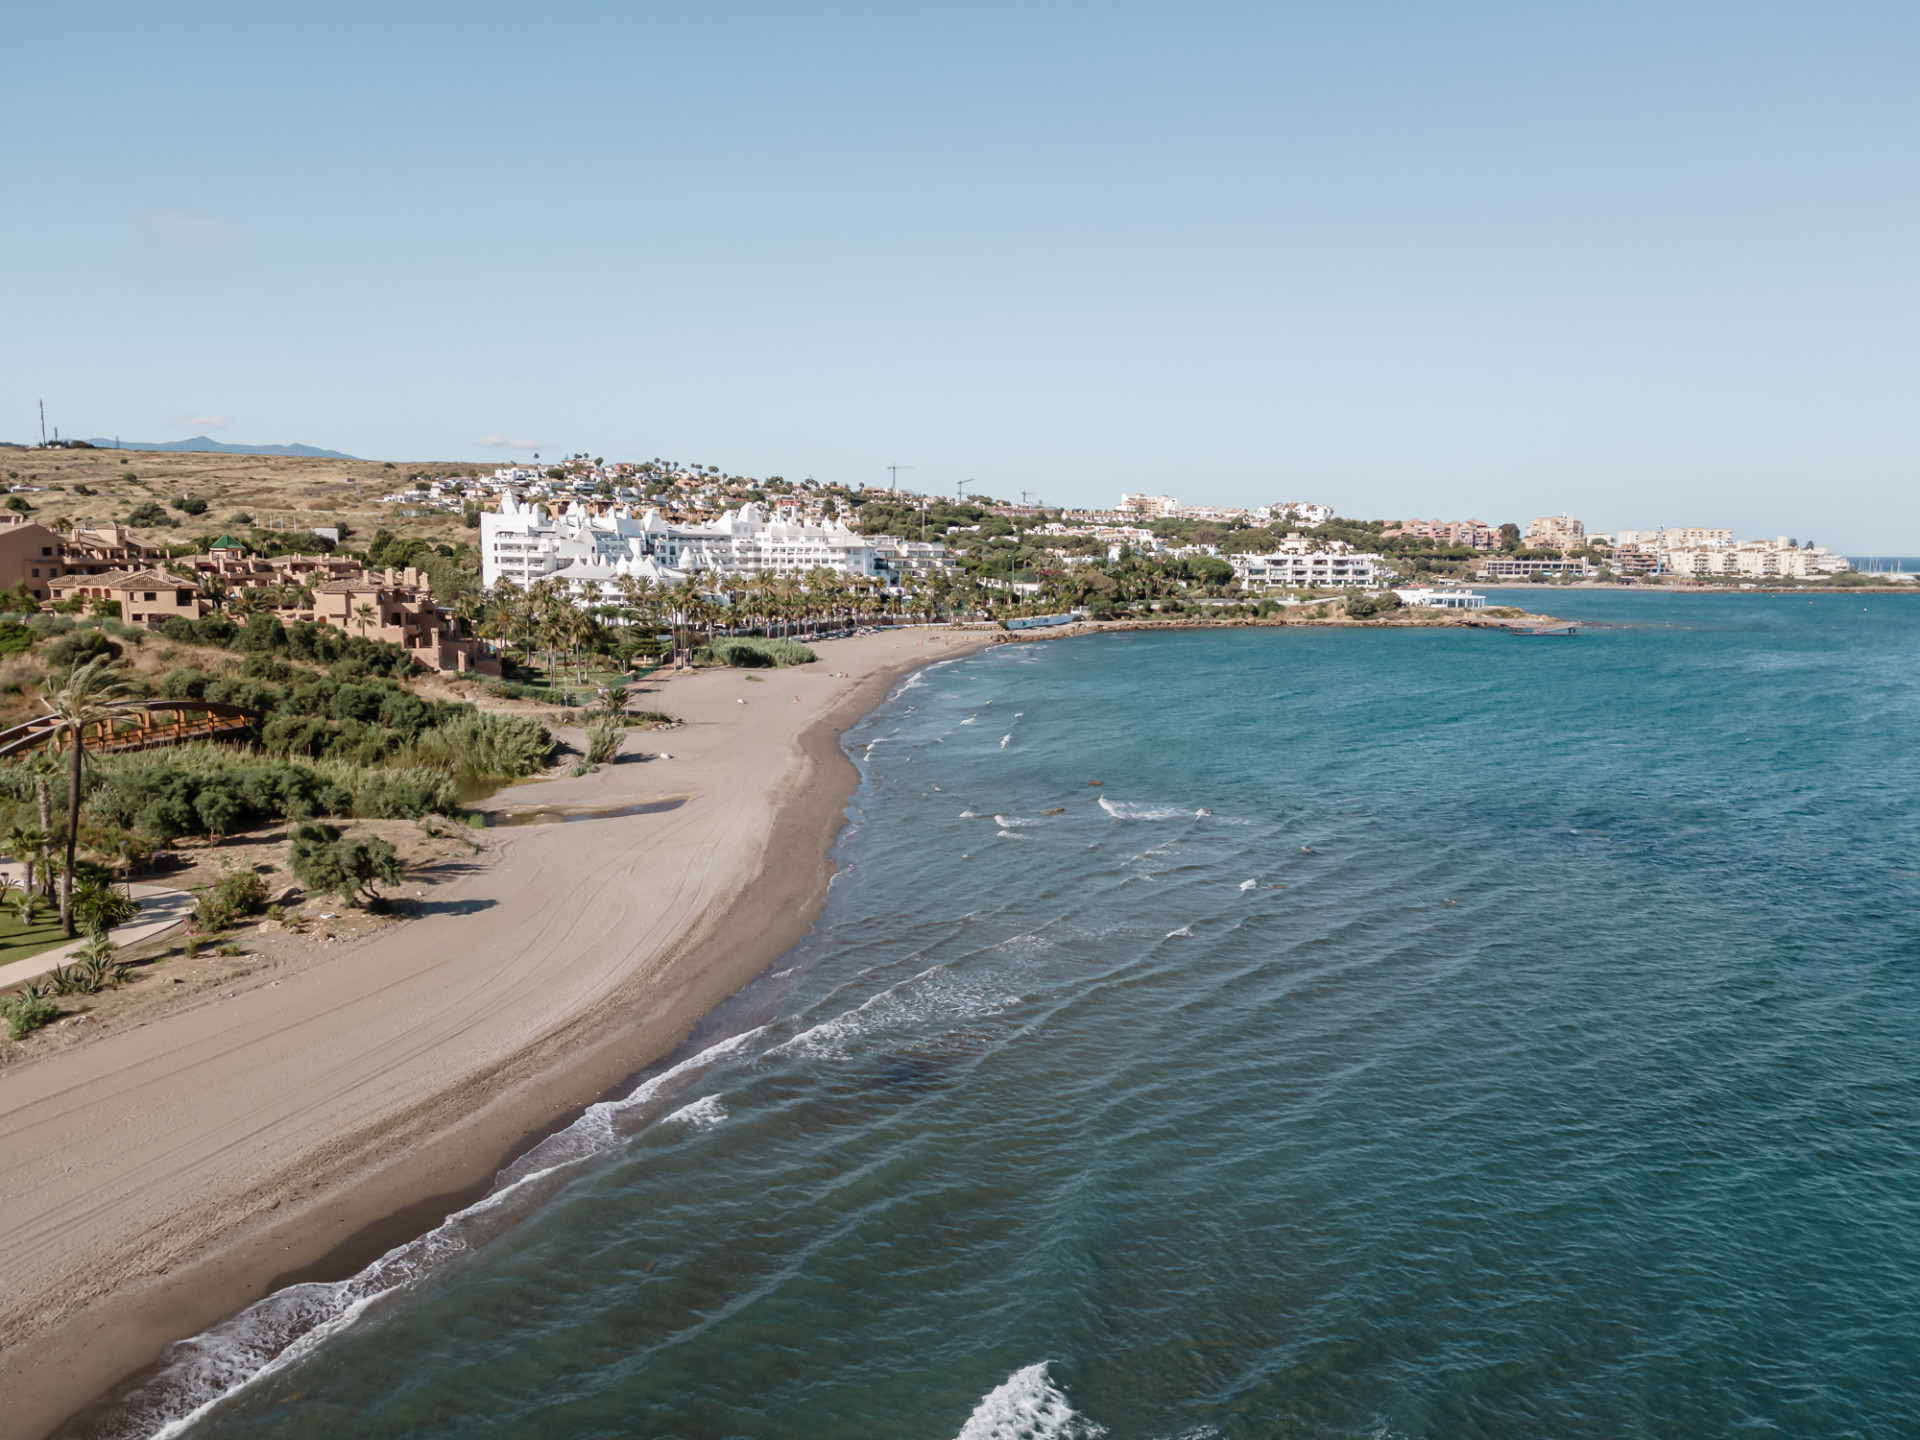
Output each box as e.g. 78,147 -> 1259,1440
0,883 -> 195,991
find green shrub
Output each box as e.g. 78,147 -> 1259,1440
72,879 -> 138,937
0,621 -> 35,656
45,628 -> 118,668
86,745 -> 456,842
695,637 -> 816,668
170,495 -> 209,516
289,822 -> 403,907
586,720 -> 624,766
195,868 -> 269,931
0,988 -> 59,1039
126,501 -> 175,527
401,710 -> 553,779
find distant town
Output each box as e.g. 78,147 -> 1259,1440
0,443 -> 1902,692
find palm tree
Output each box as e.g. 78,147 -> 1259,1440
198,572 -> 231,612
353,601 -> 376,639
5,822 -> 45,902
42,655 -> 147,937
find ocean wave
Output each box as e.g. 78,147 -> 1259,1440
996,830 -> 1027,840
1001,735 -> 1012,748
1098,796 -> 1192,821
955,1362 -> 1105,1440
107,1026 -> 771,1439
993,815 -> 1039,828
959,810 -> 979,818
770,967 -> 1021,1061
663,1095 -> 729,1129
1166,925 -> 1193,937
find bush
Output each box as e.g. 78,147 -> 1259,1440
0,989 -> 60,1039
86,745 -> 456,843
402,710 -> 552,779
585,720 -> 624,766
695,637 -> 816,668
72,879 -> 138,937
126,501 -> 175,527
171,496 -> 209,516
195,867 -> 269,931
289,822 -> 403,907
0,621 -> 34,656
45,628 -> 118,668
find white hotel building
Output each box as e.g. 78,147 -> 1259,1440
481,496 -> 894,595
1230,539 -> 1386,589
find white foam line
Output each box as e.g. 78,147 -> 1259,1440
111,1025 -> 772,1439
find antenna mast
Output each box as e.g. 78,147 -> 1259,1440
39,400 -> 46,449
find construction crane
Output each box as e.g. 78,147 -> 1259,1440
887,463 -> 914,494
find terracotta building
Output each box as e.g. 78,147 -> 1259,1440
47,568 -> 207,626
0,519 -> 165,602
302,568 -> 493,673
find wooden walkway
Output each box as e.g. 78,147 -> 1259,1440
0,702 -> 261,760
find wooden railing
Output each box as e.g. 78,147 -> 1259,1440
0,702 -> 262,760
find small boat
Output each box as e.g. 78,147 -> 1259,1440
1504,621 -> 1581,636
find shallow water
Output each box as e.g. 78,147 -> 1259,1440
105,593 -> 1920,1438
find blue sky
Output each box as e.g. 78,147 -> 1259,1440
6,2 -> 1917,547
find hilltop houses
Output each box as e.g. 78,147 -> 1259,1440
46,546 -> 493,674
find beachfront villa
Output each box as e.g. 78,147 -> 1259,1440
482,496 -> 908,593
1393,586 -> 1487,609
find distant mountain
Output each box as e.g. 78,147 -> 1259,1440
85,436 -> 361,460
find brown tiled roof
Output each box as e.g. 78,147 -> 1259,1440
54,568 -> 182,588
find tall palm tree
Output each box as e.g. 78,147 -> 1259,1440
42,656 -> 147,937
353,601 -> 376,639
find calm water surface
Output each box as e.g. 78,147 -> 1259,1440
112,593 -> 1920,1439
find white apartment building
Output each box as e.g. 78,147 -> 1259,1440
1271,501 -> 1335,527
1665,538 -> 1850,579
1232,541 -> 1384,589
481,496 -> 894,593
657,504 -> 880,578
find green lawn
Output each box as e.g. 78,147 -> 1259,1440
0,908 -> 73,968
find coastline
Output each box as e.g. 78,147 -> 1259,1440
0,628 -> 990,1440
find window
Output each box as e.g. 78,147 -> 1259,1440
41,548 -> 51,557
144,592 -> 157,602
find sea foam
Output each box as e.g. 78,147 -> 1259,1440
955,1362 -> 1105,1440
105,1025 -> 771,1440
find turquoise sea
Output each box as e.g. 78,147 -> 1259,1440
98,592 -> 1920,1439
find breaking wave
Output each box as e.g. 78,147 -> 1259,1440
98,1026 -> 769,1440
955,1362 -> 1105,1439
1098,796 -> 1192,821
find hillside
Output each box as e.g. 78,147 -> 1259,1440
0,445 -> 482,548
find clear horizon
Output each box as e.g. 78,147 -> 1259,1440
6,3 -> 1918,551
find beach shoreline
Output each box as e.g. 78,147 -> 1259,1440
1,629 -> 989,1440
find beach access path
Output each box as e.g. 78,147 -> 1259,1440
0,627 -> 990,1440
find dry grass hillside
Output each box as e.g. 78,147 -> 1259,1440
0,446 -> 482,549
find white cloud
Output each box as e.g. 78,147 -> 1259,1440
478,435 -> 538,449
181,414 -> 229,430
132,209 -> 244,276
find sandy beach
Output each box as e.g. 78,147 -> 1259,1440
0,628 -> 989,1440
